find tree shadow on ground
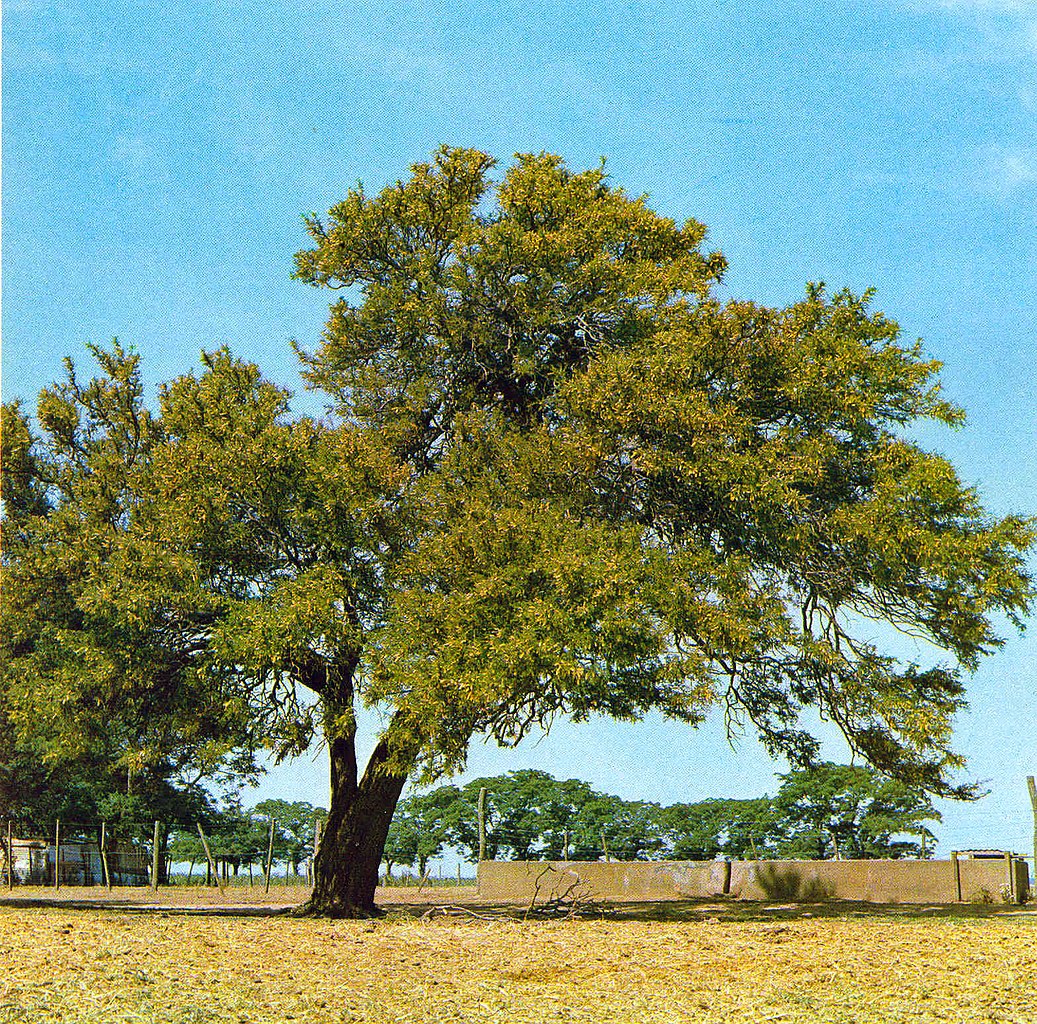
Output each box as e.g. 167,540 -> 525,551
1,892 -> 1032,922
381,898 -> 1037,924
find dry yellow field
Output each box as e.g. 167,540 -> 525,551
1,904 -> 1036,1024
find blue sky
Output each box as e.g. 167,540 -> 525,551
3,0 -> 1036,857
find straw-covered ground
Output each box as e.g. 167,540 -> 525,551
1,895 -> 1035,1023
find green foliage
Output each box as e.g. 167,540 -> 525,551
448,771 -> 603,861
396,766 -> 937,864
659,798 -> 777,860
383,787 -> 459,876
771,761 -> 939,860
295,145 -> 1033,794
4,147 -> 1034,910
1,365 -> 250,829
252,799 -> 327,874
167,799 -> 327,875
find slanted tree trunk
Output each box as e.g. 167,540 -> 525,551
302,720 -> 413,917
297,655 -> 418,918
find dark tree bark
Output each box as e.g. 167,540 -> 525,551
301,721 -> 412,917
296,654 -> 417,917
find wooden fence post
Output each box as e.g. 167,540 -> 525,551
196,823 -> 225,895
54,819 -> 61,890
6,820 -> 12,889
478,788 -> 487,863
951,850 -> 962,902
100,822 -> 112,890
264,818 -> 275,894
151,821 -> 161,891
1027,776 -> 1037,892
601,830 -> 610,863
312,818 -> 322,884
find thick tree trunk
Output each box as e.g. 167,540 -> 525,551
301,720 -> 413,917
293,652 -> 419,918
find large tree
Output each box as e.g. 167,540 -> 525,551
771,761 -> 939,860
3,147 -> 1032,916
1,385 -> 250,833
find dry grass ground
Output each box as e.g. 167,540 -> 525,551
1,895 -> 1035,1023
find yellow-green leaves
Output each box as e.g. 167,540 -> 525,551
293,148 -> 1033,794
8,147 -> 1034,826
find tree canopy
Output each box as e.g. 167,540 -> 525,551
2,146 -> 1032,915
387,765 -> 938,866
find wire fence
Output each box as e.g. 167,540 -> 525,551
3,808 -> 1034,890
0,816 -> 322,890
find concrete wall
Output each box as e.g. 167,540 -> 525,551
478,856 -> 1030,905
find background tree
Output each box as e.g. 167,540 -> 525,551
771,762 -> 939,860
383,787 -> 459,879
659,798 -> 777,860
251,800 -> 327,877
5,147 -> 1033,916
1,373 -> 258,835
448,771 -> 602,861
388,767 -> 933,865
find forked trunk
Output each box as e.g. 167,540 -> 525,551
301,714 -> 414,918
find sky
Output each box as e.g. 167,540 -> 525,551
3,0 -> 1036,860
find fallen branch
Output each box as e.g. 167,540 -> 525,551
523,866 -> 612,920
420,905 -> 501,922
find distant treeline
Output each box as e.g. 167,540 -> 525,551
5,763 -> 938,883
383,762 -> 940,876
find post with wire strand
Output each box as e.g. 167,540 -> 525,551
264,818 -> 275,894
151,821 -> 161,891
100,821 -> 112,890
312,817 -> 322,886
477,787 -> 487,864
54,819 -> 61,891
196,822 -> 225,896
1027,776 -> 1037,898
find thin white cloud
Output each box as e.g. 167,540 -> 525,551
996,149 -> 1037,187
970,146 -> 1037,195
910,0 -> 1037,59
